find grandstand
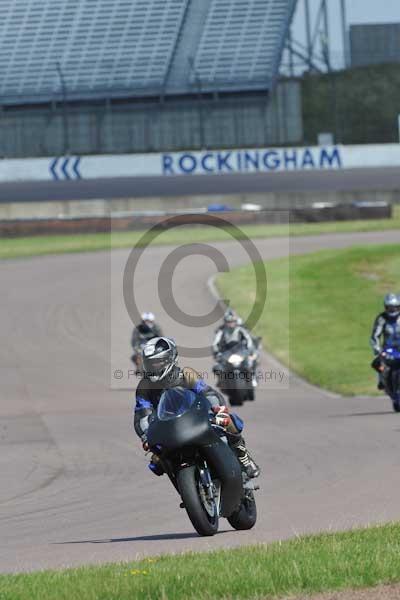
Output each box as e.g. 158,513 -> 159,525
0,0 -> 300,156
0,0 -> 296,103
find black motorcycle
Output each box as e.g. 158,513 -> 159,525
146,387 -> 258,536
213,341 -> 260,406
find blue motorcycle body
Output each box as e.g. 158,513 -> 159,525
383,346 -> 400,410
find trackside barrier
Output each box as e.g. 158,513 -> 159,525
0,204 -> 392,238
1,144 -> 400,183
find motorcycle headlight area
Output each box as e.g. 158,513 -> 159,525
228,354 -> 243,367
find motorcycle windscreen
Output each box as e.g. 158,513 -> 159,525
157,388 -> 197,421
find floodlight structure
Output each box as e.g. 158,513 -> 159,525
281,0 -> 350,76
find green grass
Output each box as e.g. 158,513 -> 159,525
218,244 -> 400,396
2,523 -> 400,599
1,206 -> 400,260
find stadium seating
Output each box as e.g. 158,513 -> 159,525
0,0 -> 296,104
0,0 -> 188,102
191,0 -> 294,91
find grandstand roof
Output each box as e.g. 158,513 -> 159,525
0,0 -> 297,105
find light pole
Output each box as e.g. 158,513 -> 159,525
188,56 -> 205,150
340,0 -> 350,68
304,0 -> 312,68
56,62 -> 70,155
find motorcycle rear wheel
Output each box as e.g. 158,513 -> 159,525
177,466 -> 219,536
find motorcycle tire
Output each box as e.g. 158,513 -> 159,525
247,387 -> 255,401
229,386 -> 246,406
227,491 -> 257,530
390,370 -> 400,412
177,466 -> 219,537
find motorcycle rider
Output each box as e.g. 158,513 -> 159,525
131,312 -> 163,369
133,336 -> 260,478
213,309 -> 258,384
370,293 -> 400,390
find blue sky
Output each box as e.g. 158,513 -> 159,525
291,0 -> 400,68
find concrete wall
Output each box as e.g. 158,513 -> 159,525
4,144 -> 400,184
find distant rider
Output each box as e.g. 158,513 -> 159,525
131,312 -> 163,369
370,293 -> 400,390
133,336 -> 260,478
213,309 -> 258,383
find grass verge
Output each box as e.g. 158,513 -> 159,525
1,206 -> 400,260
218,244 -> 400,396
1,523 -> 400,600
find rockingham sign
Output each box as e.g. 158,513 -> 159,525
162,146 -> 342,175
1,143 -> 400,183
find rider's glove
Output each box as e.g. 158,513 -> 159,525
379,351 -> 387,370
212,405 -> 232,428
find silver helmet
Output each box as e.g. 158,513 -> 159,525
223,308 -> 238,328
142,337 -> 178,382
384,293 -> 400,318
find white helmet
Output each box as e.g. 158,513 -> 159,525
141,312 -> 155,323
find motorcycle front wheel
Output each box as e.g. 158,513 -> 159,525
177,466 -> 219,536
390,369 -> 400,412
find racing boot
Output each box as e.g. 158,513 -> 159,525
212,407 -> 260,478
148,454 -> 164,476
377,369 -> 385,391
234,438 -> 260,479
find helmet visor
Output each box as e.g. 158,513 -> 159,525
143,355 -> 170,376
386,304 -> 400,315
225,319 -> 236,327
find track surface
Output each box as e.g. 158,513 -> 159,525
1,230 -> 400,574
1,167 -> 400,202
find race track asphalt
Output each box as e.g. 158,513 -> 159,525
1,230 -> 400,573
1,167 -> 400,202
